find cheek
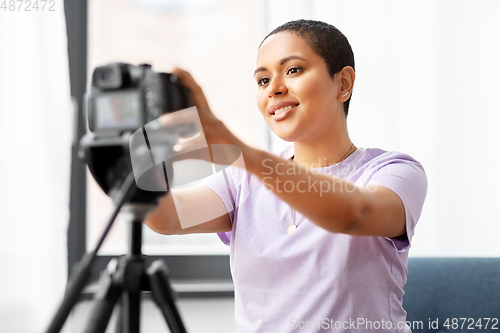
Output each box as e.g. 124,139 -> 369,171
256,90 -> 267,115
289,84 -> 315,110
300,78 -> 336,109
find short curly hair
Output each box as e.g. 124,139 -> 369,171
260,20 -> 355,117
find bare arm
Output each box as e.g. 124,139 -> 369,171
144,184 -> 232,235
145,148 -> 404,238
241,148 -> 406,238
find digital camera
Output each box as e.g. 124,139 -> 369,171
80,63 -> 193,204
86,63 -> 191,137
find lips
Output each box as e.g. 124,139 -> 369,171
269,102 -> 300,115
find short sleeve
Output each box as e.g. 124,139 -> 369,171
367,153 -> 428,252
199,165 -> 239,246
199,146 -> 290,246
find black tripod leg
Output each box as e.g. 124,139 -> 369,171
119,221 -> 146,333
114,298 -> 123,333
83,259 -> 122,333
147,260 -> 187,333
121,280 -> 142,333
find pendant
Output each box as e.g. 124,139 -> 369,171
287,223 -> 297,235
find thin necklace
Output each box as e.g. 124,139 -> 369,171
287,143 -> 355,235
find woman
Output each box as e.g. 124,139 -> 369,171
146,19 -> 427,332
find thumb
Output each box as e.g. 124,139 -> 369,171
171,67 -> 212,114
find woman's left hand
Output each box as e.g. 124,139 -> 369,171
157,67 -> 252,170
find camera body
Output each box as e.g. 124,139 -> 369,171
87,63 -> 191,137
81,63 -> 193,204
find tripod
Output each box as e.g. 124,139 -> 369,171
45,172 -> 187,333
83,205 -> 186,333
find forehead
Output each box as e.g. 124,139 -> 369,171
256,32 -> 316,65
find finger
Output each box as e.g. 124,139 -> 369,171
171,67 -> 211,113
158,106 -> 200,127
172,133 -> 206,153
171,67 -> 197,90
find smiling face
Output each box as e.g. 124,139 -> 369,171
255,32 -> 345,143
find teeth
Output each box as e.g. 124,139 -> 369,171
274,105 -> 295,115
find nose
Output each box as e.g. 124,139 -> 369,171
268,77 -> 287,97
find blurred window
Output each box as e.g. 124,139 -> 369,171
86,0 -> 266,255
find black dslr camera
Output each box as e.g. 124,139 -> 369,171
79,63 -> 193,204
87,63 -> 191,137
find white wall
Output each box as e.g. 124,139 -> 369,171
0,7 -> 73,333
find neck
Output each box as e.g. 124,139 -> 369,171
292,136 -> 355,168
289,107 -> 354,168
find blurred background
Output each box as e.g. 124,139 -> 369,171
1,0 -> 499,332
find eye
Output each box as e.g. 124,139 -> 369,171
257,77 -> 270,86
287,67 -> 302,75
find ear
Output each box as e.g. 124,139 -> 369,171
337,66 -> 355,102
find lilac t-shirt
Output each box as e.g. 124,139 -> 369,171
201,146 -> 427,333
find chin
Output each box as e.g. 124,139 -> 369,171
270,129 -> 297,143
266,120 -> 302,142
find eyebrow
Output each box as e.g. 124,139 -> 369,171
254,55 -> 309,76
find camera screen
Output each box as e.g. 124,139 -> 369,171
94,91 -> 142,130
